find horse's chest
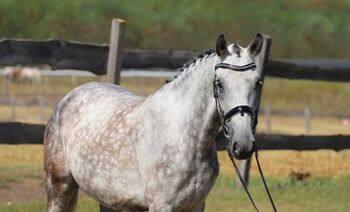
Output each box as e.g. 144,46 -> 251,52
177,155 -> 219,203
144,147 -> 219,209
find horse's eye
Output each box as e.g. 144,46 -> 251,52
215,80 -> 223,89
255,79 -> 263,88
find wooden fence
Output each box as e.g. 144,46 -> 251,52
2,122 -> 350,151
1,36 -> 350,149
1,18 -> 350,211
1,40 -> 350,82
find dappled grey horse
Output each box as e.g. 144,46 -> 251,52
44,34 -> 264,212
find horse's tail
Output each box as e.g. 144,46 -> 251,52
44,104 -> 79,212
44,104 -> 61,151
43,104 -> 63,180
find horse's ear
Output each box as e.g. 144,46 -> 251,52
216,34 -> 228,57
248,33 -> 263,56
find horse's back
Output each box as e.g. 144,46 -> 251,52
45,82 -> 148,210
51,82 -> 144,140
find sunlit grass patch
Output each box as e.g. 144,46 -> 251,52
206,175 -> 350,212
0,145 -> 42,188
217,150 -> 350,179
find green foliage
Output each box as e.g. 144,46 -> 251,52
0,0 -> 349,57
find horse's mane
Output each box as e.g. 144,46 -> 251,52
166,49 -> 216,83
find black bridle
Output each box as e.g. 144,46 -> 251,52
213,62 -> 258,136
214,62 -> 277,212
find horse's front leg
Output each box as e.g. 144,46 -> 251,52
148,201 -> 205,212
191,200 -> 205,212
148,204 -> 173,212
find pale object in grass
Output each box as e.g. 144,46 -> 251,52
4,66 -> 42,84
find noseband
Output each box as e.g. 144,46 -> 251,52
213,62 -> 258,137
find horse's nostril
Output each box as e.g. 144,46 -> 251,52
231,142 -> 237,151
230,142 -> 239,156
232,142 -> 237,150
231,141 -> 255,160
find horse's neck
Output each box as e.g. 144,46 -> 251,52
149,55 -> 220,147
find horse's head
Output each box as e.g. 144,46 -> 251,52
214,34 -> 264,160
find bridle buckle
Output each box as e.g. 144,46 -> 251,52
238,106 -> 244,116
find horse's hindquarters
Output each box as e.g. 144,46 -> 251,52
45,82 -> 148,210
44,110 -> 80,212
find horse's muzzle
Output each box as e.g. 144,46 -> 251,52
230,140 -> 255,160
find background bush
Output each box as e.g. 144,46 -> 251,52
0,0 -> 349,58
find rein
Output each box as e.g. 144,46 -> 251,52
214,62 -> 277,212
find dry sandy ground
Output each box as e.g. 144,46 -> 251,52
0,178 -> 44,203
0,177 -> 92,204
219,150 -> 350,179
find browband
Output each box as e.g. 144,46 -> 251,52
215,63 -> 256,71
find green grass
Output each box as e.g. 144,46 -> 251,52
206,175 -> 350,212
0,163 -> 41,188
2,145 -> 350,211
1,175 -> 350,212
0,0 -> 349,58
0,197 -> 99,212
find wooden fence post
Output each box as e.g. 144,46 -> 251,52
235,34 -> 272,190
264,102 -> 272,133
100,18 -> 126,212
305,106 -> 311,135
106,18 -> 126,84
70,75 -> 77,86
2,75 -> 9,100
10,92 -> 16,121
38,94 -> 45,124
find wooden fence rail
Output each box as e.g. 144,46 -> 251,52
0,122 -> 45,144
2,122 -> 350,151
1,39 -> 350,81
